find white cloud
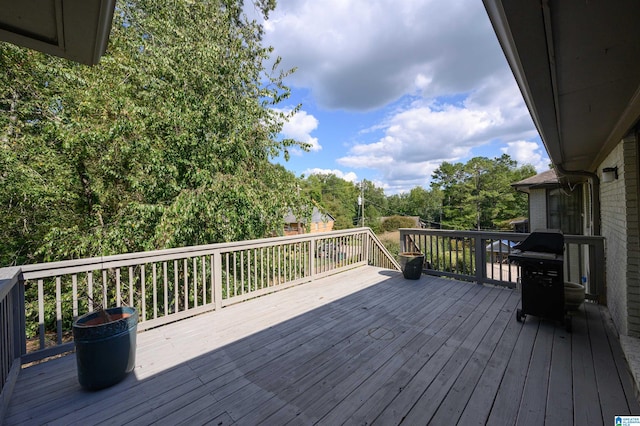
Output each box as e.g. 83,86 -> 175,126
501,141 -> 550,172
253,1 -> 543,193
337,75 -> 538,190
277,109 -> 321,152
261,0 -> 506,111
303,168 -> 358,182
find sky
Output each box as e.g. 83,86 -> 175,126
251,0 -> 550,194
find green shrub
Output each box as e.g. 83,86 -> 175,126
382,216 -> 417,232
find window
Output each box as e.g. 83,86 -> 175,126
547,186 -> 583,235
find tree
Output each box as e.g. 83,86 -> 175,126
299,174 -> 358,229
431,154 -> 535,230
0,0 -> 308,265
361,179 -> 387,231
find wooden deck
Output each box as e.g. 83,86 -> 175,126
4,266 -> 640,425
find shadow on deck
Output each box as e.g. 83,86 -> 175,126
5,266 -> 640,425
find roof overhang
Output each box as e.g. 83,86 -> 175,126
483,0 -> 640,173
0,0 -> 116,66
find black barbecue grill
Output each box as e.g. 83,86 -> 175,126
508,229 -> 571,332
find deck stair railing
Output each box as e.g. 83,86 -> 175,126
400,228 -> 605,301
0,227 -> 399,413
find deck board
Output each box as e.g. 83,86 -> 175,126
4,266 -> 639,425
572,304 -> 605,425
545,326 -> 574,425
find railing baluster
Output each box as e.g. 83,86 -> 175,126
141,265 -> 146,321
193,257 -> 198,308
277,245 -> 282,284
163,262 -> 168,316
260,247 -> 265,289
183,258 -> 188,310
129,266 -> 134,309
102,269 -> 108,309
270,246 -> 275,286
224,252 -> 231,299
247,250 -> 252,292
72,274 -> 78,320
240,250 -> 245,294
174,260 -> 179,313
152,263 -> 158,319
202,256 -> 207,306
116,268 -> 121,307
210,255 -> 215,304
55,277 -> 62,345
253,249 -> 258,290
87,272 -> 93,312
37,279 -> 45,350
233,252 -> 237,296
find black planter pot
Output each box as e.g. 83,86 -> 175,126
399,252 -> 425,280
72,306 -> 138,391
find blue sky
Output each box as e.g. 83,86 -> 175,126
251,0 -> 549,194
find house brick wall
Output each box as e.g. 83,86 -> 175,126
623,135 -> 640,336
600,134 -> 640,336
529,189 -> 547,231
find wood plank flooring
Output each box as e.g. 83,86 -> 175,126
4,266 -> 640,425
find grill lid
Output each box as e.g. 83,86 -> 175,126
512,229 -> 564,254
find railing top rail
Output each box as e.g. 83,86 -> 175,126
8,228 -> 373,280
399,228 -> 605,243
398,229 -> 528,239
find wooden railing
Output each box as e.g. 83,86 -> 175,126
399,229 -> 605,301
0,267 -> 24,421
0,227 -> 399,410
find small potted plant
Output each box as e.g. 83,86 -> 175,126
72,303 -> 138,391
398,251 -> 425,280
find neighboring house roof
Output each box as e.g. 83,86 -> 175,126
509,217 -> 528,225
284,207 -> 335,224
511,169 -> 560,193
485,240 -> 517,252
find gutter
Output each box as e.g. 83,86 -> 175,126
540,1 -> 601,236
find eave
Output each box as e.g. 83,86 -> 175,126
0,0 -> 116,66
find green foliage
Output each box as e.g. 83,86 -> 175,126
386,187 -> 443,224
381,215 -> 417,232
299,174 -> 359,229
431,154 -> 535,230
1,0 -> 308,265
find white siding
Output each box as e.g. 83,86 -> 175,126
529,189 -> 547,231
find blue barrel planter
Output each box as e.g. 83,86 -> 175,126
399,252 -> 425,280
72,306 -> 138,391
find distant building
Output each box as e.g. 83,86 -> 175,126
512,169 -> 590,285
511,169 -> 587,236
284,207 -> 335,236
485,240 -> 517,263
508,217 -> 529,233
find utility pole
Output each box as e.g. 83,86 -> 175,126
359,181 -> 365,227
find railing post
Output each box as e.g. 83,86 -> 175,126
309,237 -> 316,280
15,277 -> 26,358
475,235 -> 484,284
591,238 -> 606,304
0,267 -> 24,422
213,251 -> 222,310
363,230 -> 370,264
